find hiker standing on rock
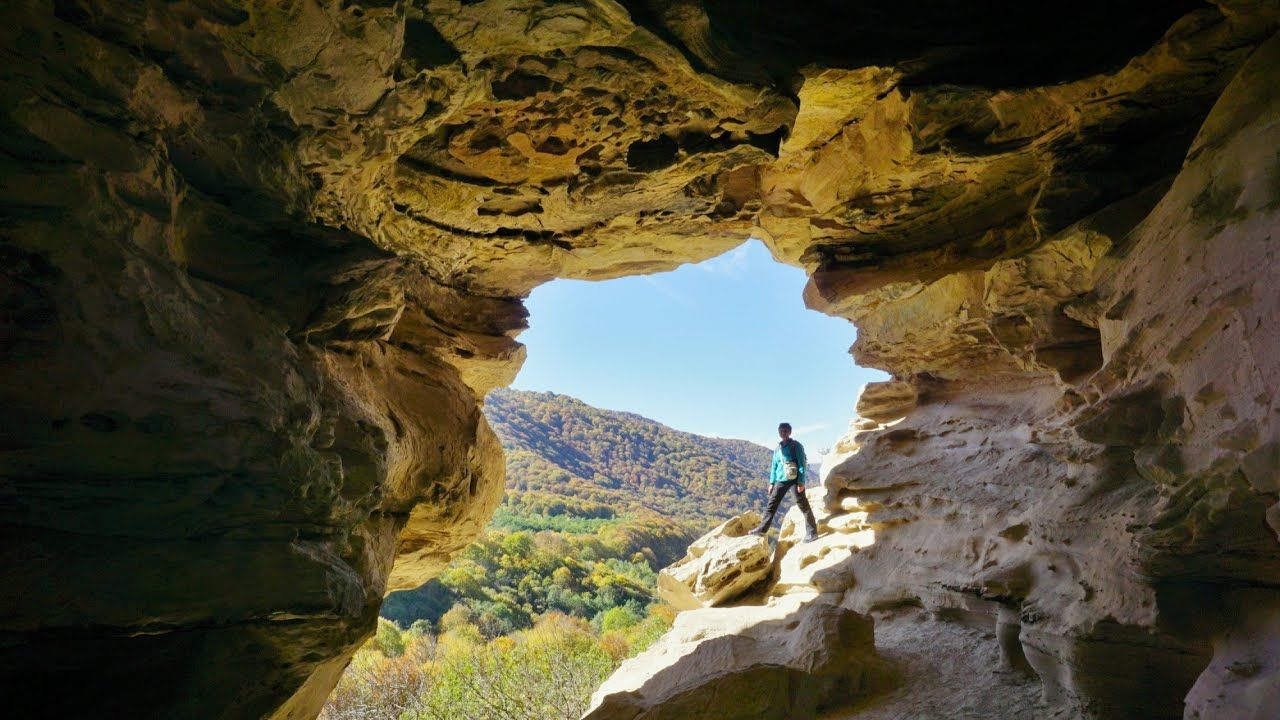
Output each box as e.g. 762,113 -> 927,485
748,422 -> 820,542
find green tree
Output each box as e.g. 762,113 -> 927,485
597,605 -> 640,633
373,617 -> 405,657
439,605 -> 475,633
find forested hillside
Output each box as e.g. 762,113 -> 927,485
339,391 -> 773,718
485,388 -> 772,526
379,389 -> 771,632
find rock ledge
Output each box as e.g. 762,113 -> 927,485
656,512 -> 771,610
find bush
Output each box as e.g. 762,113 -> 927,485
439,605 -> 475,633
595,605 -> 641,634
373,618 -> 405,658
419,613 -> 615,720
321,605 -> 675,720
622,607 -> 674,657
320,629 -> 433,720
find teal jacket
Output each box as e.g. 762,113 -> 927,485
769,439 -> 807,484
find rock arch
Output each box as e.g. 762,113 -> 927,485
1,1 -> 1277,718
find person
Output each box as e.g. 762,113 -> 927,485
748,422 -> 819,542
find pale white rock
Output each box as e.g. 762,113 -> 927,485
828,511 -> 870,532
772,485 -> 876,596
773,540 -> 857,595
657,512 -> 771,611
857,380 -> 919,423
840,496 -> 865,513
581,595 -> 890,720
820,420 -> 871,485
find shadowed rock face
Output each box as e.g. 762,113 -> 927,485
0,0 -> 1277,718
625,0 -> 1203,87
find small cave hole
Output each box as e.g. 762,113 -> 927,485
492,71 -> 558,101
401,17 -> 461,70
626,135 -> 679,172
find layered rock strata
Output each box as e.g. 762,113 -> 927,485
1,1 -> 1277,718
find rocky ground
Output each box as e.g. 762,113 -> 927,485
586,495 -> 1068,720
826,609 -> 1059,720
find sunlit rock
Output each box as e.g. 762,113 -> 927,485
582,595 -> 890,720
856,381 -> 918,423
771,485 -> 875,597
818,31 -> 1280,719
657,512 -> 771,610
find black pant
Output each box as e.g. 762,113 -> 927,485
759,481 -> 818,534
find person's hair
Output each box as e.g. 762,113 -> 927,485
778,422 -> 792,432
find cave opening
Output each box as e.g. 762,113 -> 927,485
329,238 -> 887,718
4,1 -> 1279,719
509,238 -> 887,453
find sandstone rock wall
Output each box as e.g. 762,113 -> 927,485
1,1 -> 1277,718
0,2 -> 517,716
815,30 -> 1280,720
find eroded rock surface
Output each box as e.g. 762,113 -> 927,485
583,594 -> 889,720
772,485 -> 875,597
1,0 -> 1278,718
656,512 -> 770,610
585,482 -> 887,720
816,30 -> 1280,720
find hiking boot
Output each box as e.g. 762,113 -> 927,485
748,508 -> 777,537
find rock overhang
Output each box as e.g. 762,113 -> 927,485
1,1 -> 1278,718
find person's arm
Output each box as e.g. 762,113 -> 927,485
797,442 -> 808,482
769,450 -> 779,487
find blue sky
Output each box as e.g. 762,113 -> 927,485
506,239 -> 888,452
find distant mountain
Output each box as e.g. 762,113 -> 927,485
483,388 -> 773,528
380,390 -> 774,629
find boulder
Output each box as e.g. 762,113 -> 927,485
657,512 -> 771,611
582,595 -> 890,720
